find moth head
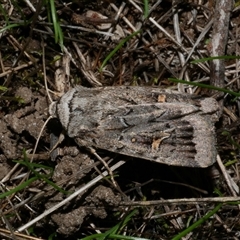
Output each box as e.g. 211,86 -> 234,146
49,101 -> 57,117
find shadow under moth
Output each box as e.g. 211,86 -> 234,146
49,86 -> 220,168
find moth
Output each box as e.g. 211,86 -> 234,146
49,86 -> 220,168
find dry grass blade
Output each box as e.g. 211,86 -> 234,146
0,0 -> 240,239
17,160 -> 125,232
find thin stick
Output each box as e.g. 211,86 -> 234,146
88,147 -> 118,188
17,160 -> 125,232
121,196 -> 240,207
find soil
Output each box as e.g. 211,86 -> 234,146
0,0 -> 240,239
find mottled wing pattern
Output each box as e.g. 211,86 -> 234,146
54,86 -> 219,167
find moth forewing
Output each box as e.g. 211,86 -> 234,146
53,86 -> 219,168
73,112 -> 216,168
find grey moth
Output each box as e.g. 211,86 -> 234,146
49,86 -> 219,168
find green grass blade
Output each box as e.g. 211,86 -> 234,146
191,55 -> 240,64
0,86 -> 8,91
0,23 -> 26,34
49,0 -> 58,42
15,153 -> 68,194
100,209 -> 138,239
168,78 -> 240,97
143,0 -> 149,18
171,203 -> 223,240
45,0 -> 64,49
81,233 -> 149,240
82,209 -> 139,240
14,160 -> 54,170
99,30 -> 141,71
0,176 -> 38,199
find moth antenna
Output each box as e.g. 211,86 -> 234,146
30,41 -> 53,162
30,115 -> 53,162
41,40 -> 53,103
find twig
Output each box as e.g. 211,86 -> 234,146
210,0 -> 233,94
216,154 -> 239,195
17,160 -> 125,232
121,196 -> 240,207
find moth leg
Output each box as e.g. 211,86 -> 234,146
87,146 -> 118,188
49,132 -> 65,161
